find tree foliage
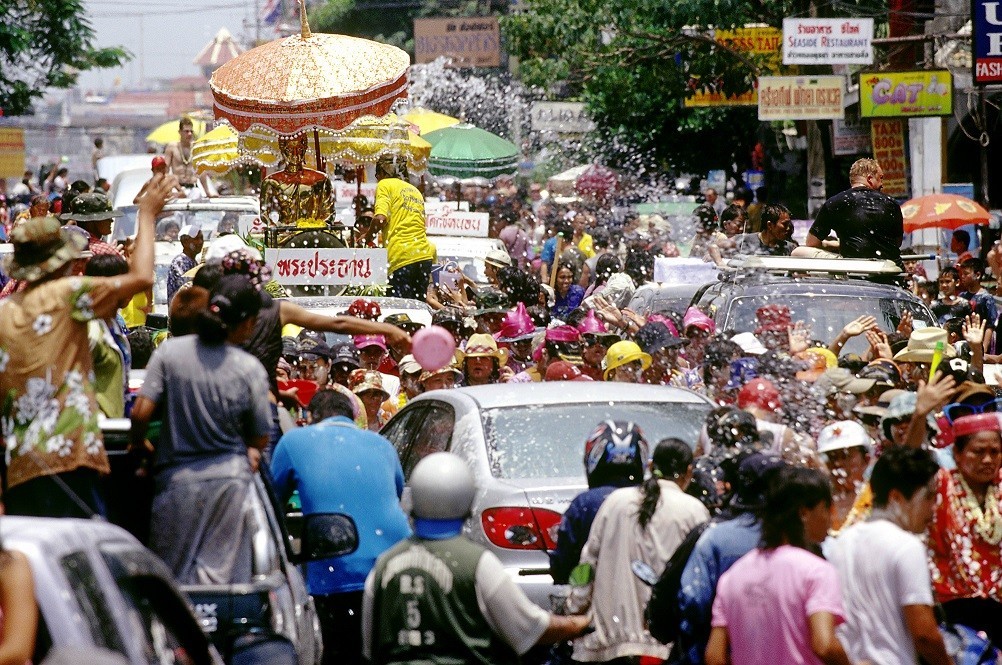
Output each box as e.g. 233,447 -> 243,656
502,0 -> 848,173
0,0 -> 129,116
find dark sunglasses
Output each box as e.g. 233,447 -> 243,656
942,398 -> 1002,425
582,333 -> 617,346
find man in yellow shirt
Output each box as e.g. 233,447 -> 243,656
362,155 -> 435,300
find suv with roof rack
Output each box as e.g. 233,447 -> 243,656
689,256 -> 936,354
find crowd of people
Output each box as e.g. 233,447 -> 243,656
0,148 -> 999,665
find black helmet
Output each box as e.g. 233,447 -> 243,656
706,407 -> 760,450
583,420 -> 649,488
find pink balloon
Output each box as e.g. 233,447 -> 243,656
412,325 -> 457,372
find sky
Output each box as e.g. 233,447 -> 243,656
77,0 -> 262,91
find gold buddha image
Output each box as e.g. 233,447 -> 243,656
260,134 -> 335,228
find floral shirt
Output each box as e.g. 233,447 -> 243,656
0,277 -> 117,489
928,468 -> 1002,604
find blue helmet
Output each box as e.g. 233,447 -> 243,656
583,420 -> 649,488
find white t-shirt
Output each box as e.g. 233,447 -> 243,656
829,518 -> 934,665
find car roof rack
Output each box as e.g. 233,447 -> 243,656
725,255 -> 903,277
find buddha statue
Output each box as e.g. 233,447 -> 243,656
259,134 -> 335,228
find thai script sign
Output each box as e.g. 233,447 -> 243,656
425,209 -> 490,237
870,119 -> 909,197
334,182 -> 376,204
859,70 -> 952,118
782,18 -> 873,65
414,17 -> 501,67
264,248 -> 388,285
831,118 -> 871,155
530,102 -> 596,133
757,76 -> 845,120
974,0 -> 1002,84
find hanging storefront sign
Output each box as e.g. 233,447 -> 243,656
831,119 -> 871,155
859,70 -> 952,117
685,26 -> 781,107
870,119 -> 909,197
782,18 -> 873,65
0,127 -> 25,178
757,75 -> 845,120
973,0 -> 1002,84
414,17 -> 501,67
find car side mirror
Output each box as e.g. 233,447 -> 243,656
297,513 -> 359,563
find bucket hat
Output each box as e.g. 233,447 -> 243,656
349,369 -> 390,401
3,216 -> 88,282
383,312 -> 424,333
484,249 -> 512,269
893,327 -> 957,363
59,192 -> 121,223
635,322 -> 688,355
473,288 -> 510,316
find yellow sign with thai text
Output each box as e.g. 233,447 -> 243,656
0,127 -> 25,178
685,26 -> 782,108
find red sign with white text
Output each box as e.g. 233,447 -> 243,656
264,248 -> 388,285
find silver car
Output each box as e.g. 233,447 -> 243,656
379,382 -> 713,607
1,516 -> 222,664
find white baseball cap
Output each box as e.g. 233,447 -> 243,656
817,420 -> 873,454
179,223 -> 201,238
731,332 -> 767,355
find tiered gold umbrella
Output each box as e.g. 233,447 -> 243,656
208,0 -> 410,140
191,116 -> 432,176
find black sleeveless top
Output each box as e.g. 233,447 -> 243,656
243,293 -> 283,394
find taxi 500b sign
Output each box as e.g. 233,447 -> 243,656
975,0 -> 1002,83
264,248 -> 388,286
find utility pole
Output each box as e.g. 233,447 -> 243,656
979,87 -> 991,208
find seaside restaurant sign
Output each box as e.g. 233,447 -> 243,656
782,18 -> 874,65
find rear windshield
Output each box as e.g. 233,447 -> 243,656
725,293 -> 934,355
482,400 -> 710,480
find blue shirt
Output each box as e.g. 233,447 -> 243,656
271,416 -> 411,595
549,486 -> 618,584
540,236 -> 558,267
675,513 -> 761,665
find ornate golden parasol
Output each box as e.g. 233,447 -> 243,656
208,0 -> 410,137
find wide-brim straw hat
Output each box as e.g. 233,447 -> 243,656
893,327 -> 957,363
3,216 -> 88,282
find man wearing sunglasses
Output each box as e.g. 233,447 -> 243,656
806,158 -> 903,269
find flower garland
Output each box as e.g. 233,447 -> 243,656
952,473 -> 1002,546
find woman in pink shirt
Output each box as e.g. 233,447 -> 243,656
706,467 -> 851,665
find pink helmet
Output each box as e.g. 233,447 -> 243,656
494,302 -> 537,343
577,309 -> 610,334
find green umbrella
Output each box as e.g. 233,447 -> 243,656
424,123 -> 519,180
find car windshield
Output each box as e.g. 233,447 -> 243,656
154,209 -> 257,241
725,293 -> 935,354
482,401 -> 710,480
438,254 -> 488,283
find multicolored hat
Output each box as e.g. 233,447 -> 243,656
59,192 -> 122,222
349,369 -> 390,400
3,216 -> 87,282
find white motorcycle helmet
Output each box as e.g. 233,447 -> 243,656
410,452 -> 476,520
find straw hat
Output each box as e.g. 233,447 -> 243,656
892,327 -> 957,363
460,333 -> 509,366
3,216 -> 87,282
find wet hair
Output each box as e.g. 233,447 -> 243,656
594,254 -> 621,286
702,339 -> 742,385
952,230 -> 971,246
849,158 -> 880,180
761,204 -> 791,229
309,389 -> 355,422
127,327 -> 154,370
84,254 -> 128,278
623,247 -> 655,285
760,466 -> 832,550
563,308 -> 589,328
178,116 -> 194,131
637,438 -> 693,531
169,286 -> 209,337
870,447 -> 940,508
192,261 -> 223,290
196,275 -> 262,344
527,305 -> 551,327
498,266 -> 542,308
939,267 -> 960,281
720,204 -> 746,230
943,317 -> 964,340
959,257 -> 985,277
